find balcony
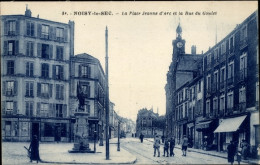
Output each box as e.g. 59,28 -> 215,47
227,77 -> 234,86
240,37 -> 248,50
220,81 -> 226,90
239,69 -> 247,82
238,102 -> 246,112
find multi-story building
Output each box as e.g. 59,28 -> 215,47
1,7 -> 74,142
69,53 -> 106,141
165,10 -> 259,156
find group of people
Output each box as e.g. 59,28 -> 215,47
144,133 -> 189,158
227,139 -> 250,165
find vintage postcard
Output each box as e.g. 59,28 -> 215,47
1,1 -> 259,164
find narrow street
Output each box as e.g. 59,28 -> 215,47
121,138 -> 247,164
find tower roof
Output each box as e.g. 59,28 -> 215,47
176,23 -> 182,34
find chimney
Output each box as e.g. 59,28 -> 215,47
191,45 -> 196,55
25,4 -> 32,17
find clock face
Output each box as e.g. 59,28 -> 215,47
177,42 -> 183,48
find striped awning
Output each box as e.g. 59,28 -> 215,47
214,115 -> 247,133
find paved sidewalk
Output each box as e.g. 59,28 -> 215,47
145,138 -> 259,164
2,138 -> 137,164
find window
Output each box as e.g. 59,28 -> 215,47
213,97 -> 218,112
56,28 -> 64,41
26,22 -> 35,36
5,121 -> 11,136
41,25 -> 49,39
44,123 -> 54,137
220,67 -> 226,82
214,48 -> 219,61
220,95 -> 225,111
80,65 -> 91,78
228,62 -> 234,79
6,81 -> 14,96
6,101 -> 14,111
26,42 -> 34,56
56,84 -> 64,100
229,36 -> 234,52
25,101 -> 33,117
40,103 -> 49,117
8,21 -> 16,35
7,60 -> 14,75
197,100 -> 201,115
207,74 -> 211,91
56,46 -> 64,60
41,83 -> 49,97
213,71 -> 218,89
207,53 -> 211,65
8,41 -> 15,55
53,65 -> 64,80
56,104 -> 63,117
41,63 -> 49,78
25,81 -> 34,97
240,52 -> 247,79
198,80 -> 201,92
240,25 -> 247,41
221,41 -> 226,54
84,101 -> 90,114
26,62 -> 34,77
82,84 -> 90,97
206,100 -> 210,114
42,44 -> 50,59
227,92 -> 234,109
239,87 -> 246,103
184,103 -> 188,118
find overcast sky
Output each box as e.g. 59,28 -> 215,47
1,1 -> 258,121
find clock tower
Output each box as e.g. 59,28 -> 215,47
172,23 -> 186,60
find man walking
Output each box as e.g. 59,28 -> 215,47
153,134 -> 160,157
227,140 -> 236,165
182,135 -> 188,156
139,133 -> 144,143
169,137 -> 175,157
163,138 -> 169,157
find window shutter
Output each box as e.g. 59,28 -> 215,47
37,43 -> 42,57
53,27 -> 57,41
2,81 -> 6,96
53,104 -> 56,117
14,81 -> 18,96
26,22 -> 30,35
15,41 -> 19,55
31,42 -> 34,57
64,28 -> 68,42
2,101 -> 6,115
4,21 -> 8,35
37,102 -> 41,117
88,66 -> 91,78
49,26 -> 53,40
48,103 -> 53,117
46,64 -> 49,78
60,66 -> 64,80
61,47 -> 64,60
37,24 -> 42,38
56,84 -> 59,99
53,65 -> 56,79
13,101 -> 17,115
26,82 -> 29,96
63,104 -> 67,118
26,42 -> 29,56
31,23 -> 35,37
4,41 -> 8,55
37,83 -> 41,97
49,84 -> 53,98
61,85 -> 64,100
16,21 -> 20,35
49,45 -> 53,59
56,46 -> 59,60
79,65 -> 82,77
30,63 -> 34,76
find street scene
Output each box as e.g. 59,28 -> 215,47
1,1 -> 259,165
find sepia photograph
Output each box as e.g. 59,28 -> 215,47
0,1 -> 259,164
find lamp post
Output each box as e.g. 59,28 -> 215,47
117,120 -> 120,151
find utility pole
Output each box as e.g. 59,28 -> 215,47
105,26 -> 110,160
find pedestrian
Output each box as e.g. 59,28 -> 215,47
227,140 -> 236,165
236,147 -> 242,165
181,135 -> 189,156
139,133 -> 144,143
240,139 -> 249,160
163,138 -> 169,157
169,137 -> 175,157
28,135 -> 40,163
153,134 -> 160,157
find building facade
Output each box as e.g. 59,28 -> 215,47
165,10 -> 259,156
1,8 -> 74,142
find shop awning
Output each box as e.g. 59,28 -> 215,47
214,115 -> 247,133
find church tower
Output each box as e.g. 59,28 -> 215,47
172,23 -> 186,61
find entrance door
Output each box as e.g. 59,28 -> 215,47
55,124 -> 61,142
32,123 -> 39,139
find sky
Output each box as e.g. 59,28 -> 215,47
1,1 -> 258,121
